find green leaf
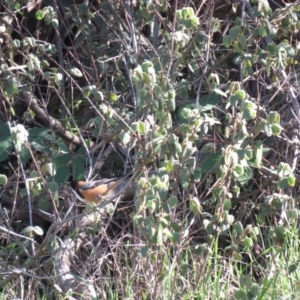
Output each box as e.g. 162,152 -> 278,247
186,7 -> 195,18
200,151 -> 223,172
254,141 -> 263,168
277,163 -> 292,178
182,7 -> 189,19
54,168 -> 73,186
109,93 -> 118,101
24,37 -> 36,48
166,97 -> 176,111
258,25 -> 267,37
274,226 -> 285,241
211,18 -> 221,32
72,159 -> 86,183
242,60 -> 253,76
235,290 -> 247,299
236,165 -> 253,185
188,59 -> 200,76
267,42 -> 278,55
193,167 -> 202,181
170,232 -> 180,243
228,95 -> 239,107
32,226 -> 44,236
278,177 -> 288,189
137,88 -> 149,103
169,133 -> 177,144
238,34 -> 247,48
244,237 -> 253,248
137,121 -> 146,134
263,123 -> 273,137
224,199 -> 232,211
119,132 -> 131,145
29,128 -> 51,140
189,197 -> 202,215
175,9 -> 182,20
289,263 -> 299,274
213,88 -> 227,97
267,111 -> 280,124
233,221 -> 243,234
153,143 -> 163,154
172,141 -> 182,154
154,84 -> 162,98
0,174 -> 7,185
156,182 -> 168,201
285,45 -> 296,58
45,182 -> 59,200
69,67 -> 83,77
54,153 -> 73,169
92,90 -> 104,101
12,39 -> 21,48
20,148 -> 30,165
132,74 -> 141,86
190,16 -> 199,27
141,60 -> 154,73
199,92 -> 220,110
35,10 -> 45,20
161,202 -> 170,214
287,174 -> 296,187
271,123 -> 282,136
147,199 -> 156,213
79,2 -> 89,15
41,162 -> 56,176
141,246 -> 148,257
51,19 -> 59,29
229,26 -> 240,40
223,35 -> 232,48
234,164 -> 244,176
130,122 -> 138,132
243,104 -> 257,120
142,72 -> 152,84
236,90 -> 247,100
170,221 -> 181,232
168,195 -> 178,208
133,65 -> 143,79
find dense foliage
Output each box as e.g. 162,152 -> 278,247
1,0 -> 300,299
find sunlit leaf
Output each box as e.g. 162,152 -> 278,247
69,67 -> 83,77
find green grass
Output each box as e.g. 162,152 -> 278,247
1,219 -> 300,299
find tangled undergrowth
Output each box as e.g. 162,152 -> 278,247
1,0 -> 300,299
